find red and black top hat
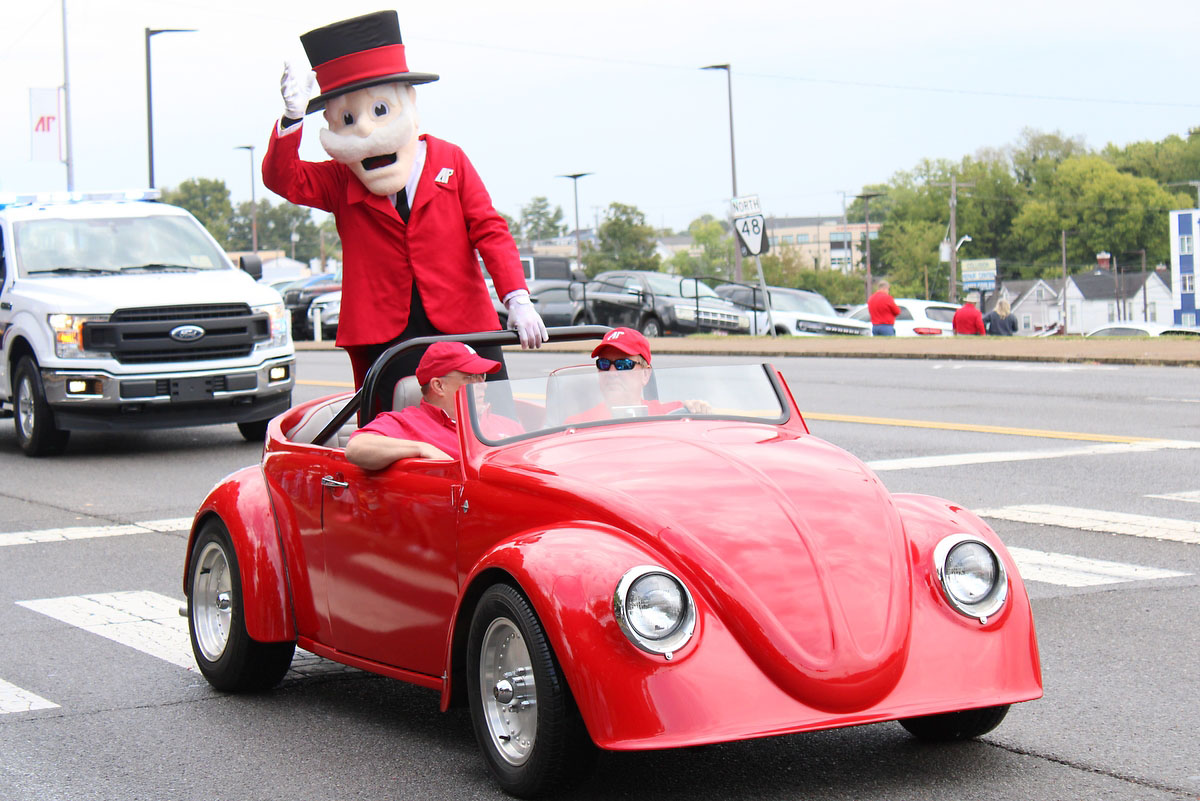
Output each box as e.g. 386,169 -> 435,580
301,10 -> 439,114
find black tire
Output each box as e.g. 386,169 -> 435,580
899,704 -> 1010,741
187,519 -> 294,692
12,356 -> 70,457
237,419 -> 270,443
639,316 -> 662,338
467,584 -> 595,798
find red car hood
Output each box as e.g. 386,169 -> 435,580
484,422 -> 912,712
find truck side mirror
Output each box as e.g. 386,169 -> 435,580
239,254 -> 263,280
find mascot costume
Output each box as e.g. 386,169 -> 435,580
262,10 -> 547,391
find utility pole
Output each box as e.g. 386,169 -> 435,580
61,0 -> 74,190
1061,230 -> 1068,332
854,192 -> 882,301
932,177 -> 974,302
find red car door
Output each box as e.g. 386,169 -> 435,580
320,456 -> 462,677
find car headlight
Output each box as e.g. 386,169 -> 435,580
673,304 -> 696,322
614,566 -> 696,657
253,301 -> 291,350
48,313 -> 108,358
934,534 -> 1008,623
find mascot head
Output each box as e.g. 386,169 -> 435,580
299,11 -> 439,195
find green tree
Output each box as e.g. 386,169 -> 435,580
669,215 -> 733,280
1010,128 -> 1087,190
160,178 -> 233,247
229,200 -> 321,263
582,202 -> 661,277
1102,130 -> 1200,187
874,220 -> 946,300
1010,155 -> 1184,268
518,196 -> 565,243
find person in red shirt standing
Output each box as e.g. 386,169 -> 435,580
262,11 -> 547,390
867,280 -> 903,336
346,341 -> 518,468
953,292 -> 987,336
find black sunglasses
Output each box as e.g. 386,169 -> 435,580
596,357 -> 639,371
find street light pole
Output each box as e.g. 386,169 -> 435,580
145,27 -> 196,189
557,172 -> 592,273
855,192 -> 882,301
702,63 -> 741,282
235,145 -> 258,254
61,0 -> 75,190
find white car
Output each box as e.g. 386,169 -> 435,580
847,298 -> 961,336
715,285 -> 870,336
1085,322 -> 1200,337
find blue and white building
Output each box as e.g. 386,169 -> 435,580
1168,209 -> 1198,327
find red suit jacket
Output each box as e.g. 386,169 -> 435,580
263,126 -> 526,346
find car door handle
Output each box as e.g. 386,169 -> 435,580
321,475 -> 349,489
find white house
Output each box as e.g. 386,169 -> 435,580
1167,209 -> 1199,327
985,278 -> 1065,334
1063,267 -> 1174,334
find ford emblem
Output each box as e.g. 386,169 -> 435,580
170,324 -> 206,342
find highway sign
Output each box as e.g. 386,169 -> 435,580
731,195 -> 769,256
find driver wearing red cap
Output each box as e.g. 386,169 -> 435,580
568,328 -> 711,422
346,341 -> 515,468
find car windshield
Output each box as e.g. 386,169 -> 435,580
466,363 -> 788,446
14,214 -> 230,277
769,291 -> 837,316
641,273 -> 720,299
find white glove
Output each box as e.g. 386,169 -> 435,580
505,292 -> 548,349
280,61 -> 317,120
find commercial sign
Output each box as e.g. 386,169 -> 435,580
961,257 -> 997,291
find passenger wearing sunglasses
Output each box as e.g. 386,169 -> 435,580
567,328 -> 711,423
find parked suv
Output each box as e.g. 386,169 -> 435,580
573,271 -> 750,336
716,284 -> 870,336
0,191 -> 294,455
281,272 -> 341,340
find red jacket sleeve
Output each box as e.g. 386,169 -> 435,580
261,122 -> 344,213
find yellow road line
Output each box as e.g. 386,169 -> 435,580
298,379 -> 354,388
803,412 -> 1157,443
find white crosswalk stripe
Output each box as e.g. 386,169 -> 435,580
0,677 -> 59,715
978,505 -> 1200,546
1145,489 -> 1200,505
16,591 -> 352,681
1007,547 -> 1189,587
866,439 -> 1200,472
0,518 -> 193,548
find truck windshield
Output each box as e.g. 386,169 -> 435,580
14,214 -> 230,277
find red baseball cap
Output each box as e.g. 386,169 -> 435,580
590,327 -> 652,365
415,341 -> 502,384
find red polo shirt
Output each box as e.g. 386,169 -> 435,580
351,400 -> 461,459
867,290 -> 902,325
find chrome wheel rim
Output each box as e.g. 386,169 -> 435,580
16,375 -> 35,441
479,616 -> 537,765
193,541 -> 233,663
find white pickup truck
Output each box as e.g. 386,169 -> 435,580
0,191 -> 294,456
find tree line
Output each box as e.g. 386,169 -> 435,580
159,178 -> 340,267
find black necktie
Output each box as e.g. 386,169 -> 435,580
395,187 -> 410,223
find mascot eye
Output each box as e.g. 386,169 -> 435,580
342,112 -> 354,126
373,101 -> 389,118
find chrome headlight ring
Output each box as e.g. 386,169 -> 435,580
933,533 -> 1008,624
613,565 -> 696,658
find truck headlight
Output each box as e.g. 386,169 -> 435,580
253,302 -> 290,350
673,304 -> 697,322
48,314 -> 107,359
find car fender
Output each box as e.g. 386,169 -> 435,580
184,465 -> 295,643
443,523 -> 687,743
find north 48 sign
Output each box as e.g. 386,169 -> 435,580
734,213 -> 769,256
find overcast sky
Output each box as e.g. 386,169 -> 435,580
4,0 -> 1198,233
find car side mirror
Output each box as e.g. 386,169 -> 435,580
239,254 -> 263,280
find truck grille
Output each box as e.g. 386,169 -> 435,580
83,304 -> 270,364
697,309 -> 744,330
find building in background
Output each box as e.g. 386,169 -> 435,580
1168,210 -> 1198,327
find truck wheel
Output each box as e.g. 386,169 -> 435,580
467,584 -> 595,797
187,518 -> 295,692
237,419 -> 270,442
639,317 -> 663,338
13,357 -> 70,457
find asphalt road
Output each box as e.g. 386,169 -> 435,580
0,350 -> 1197,801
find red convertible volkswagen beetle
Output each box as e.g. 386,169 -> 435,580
184,327 -> 1041,797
